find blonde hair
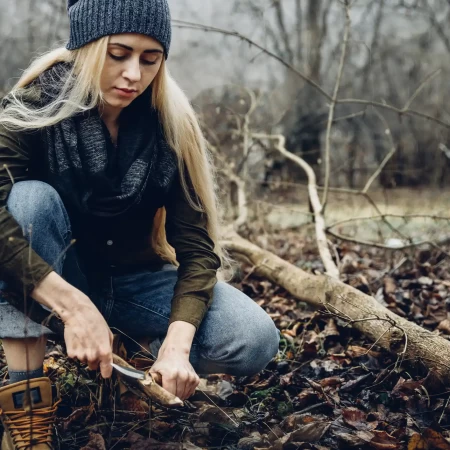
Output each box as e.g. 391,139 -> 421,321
0,38 -> 227,270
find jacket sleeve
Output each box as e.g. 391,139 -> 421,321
164,171 -> 221,330
0,125 -> 54,296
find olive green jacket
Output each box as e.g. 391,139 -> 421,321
0,123 -> 220,330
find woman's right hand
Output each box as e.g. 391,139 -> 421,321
32,271 -> 114,378
63,301 -> 114,378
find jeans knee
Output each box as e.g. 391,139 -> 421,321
7,181 -> 70,235
247,323 -> 280,375
230,321 -> 280,377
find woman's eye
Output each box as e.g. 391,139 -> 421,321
108,53 -> 158,65
109,53 -> 125,61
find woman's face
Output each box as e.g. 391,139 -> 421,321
100,33 -> 164,112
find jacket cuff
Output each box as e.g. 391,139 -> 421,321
169,296 -> 209,330
4,247 -> 54,297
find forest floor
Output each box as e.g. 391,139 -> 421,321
3,222 -> 450,449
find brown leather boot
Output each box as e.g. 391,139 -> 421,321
0,378 -> 59,450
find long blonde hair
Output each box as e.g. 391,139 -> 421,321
0,37 -> 226,269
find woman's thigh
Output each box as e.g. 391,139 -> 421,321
107,264 -> 179,338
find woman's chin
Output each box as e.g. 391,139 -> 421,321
103,94 -> 133,109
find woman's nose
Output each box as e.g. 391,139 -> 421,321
123,58 -> 141,82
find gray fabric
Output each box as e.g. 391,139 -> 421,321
66,0 -> 172,59
28,62 -> 178,218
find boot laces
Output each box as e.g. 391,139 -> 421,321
0,400 -> 60,449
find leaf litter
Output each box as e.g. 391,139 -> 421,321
1,231 -> 450,448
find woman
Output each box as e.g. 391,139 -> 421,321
0,0 -> 280,448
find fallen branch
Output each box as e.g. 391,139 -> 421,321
112,354 -> 183,408
222,232 -> 450,384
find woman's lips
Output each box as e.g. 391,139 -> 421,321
114,88 -> 137,97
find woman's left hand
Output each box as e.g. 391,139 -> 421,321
149,321 -> 200,400
150,350 -> 200,400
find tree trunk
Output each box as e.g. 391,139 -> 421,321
306,0 -> 323,82
222,232 -> 450,384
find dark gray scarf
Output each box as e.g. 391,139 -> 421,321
34,63 -> 178,217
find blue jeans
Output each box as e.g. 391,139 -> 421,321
0,181 -> 280,376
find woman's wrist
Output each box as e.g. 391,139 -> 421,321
160,321 -> 196,355
31,271 -> 93,322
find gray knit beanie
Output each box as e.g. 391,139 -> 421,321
66,0 -> 172,59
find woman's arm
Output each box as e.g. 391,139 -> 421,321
164,171 -> 222,330
0,126 -> 113,378
0,127 -> 54,294
150,169 -> 221,399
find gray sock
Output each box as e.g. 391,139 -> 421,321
9,367 -> 44,384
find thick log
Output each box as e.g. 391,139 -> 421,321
222,233 -> 450,383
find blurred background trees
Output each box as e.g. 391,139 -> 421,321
1,0 -> 450,226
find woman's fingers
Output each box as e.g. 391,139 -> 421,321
156,370 -> 189,400
99,357 -> 113,379
65,332 -> 113,378
162,374 -> 178,398
179,370 -> 200,400
63,309 -> 113,378
181,373 -> 195,400
179,375 -> 189,400
150,356 -> 201,400
185,375 -> 200,399
188,375 -> 200,399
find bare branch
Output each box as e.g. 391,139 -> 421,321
403,68 -> 441,111
362,110 -> 397,193
172,20 -> 331,99
172,20 -> 450,129
251,132 -> 340,279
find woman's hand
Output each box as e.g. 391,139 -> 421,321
150,321 -> 200,400
150,350 -> 200,400
32,271 -> 114,379
63,301 -> 114,379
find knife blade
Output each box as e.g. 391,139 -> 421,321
111,362 -> 146,380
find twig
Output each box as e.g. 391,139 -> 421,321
3,164 -> 14,184
439,394 -> 450,424
294,402 -> 328,415
403,68 -> 441,111
112,354 -> 183,408
172,19 -> 330,100
328,213 -> 450,228
362,110 -> 397,193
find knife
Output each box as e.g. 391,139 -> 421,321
111,362 -> 146,380
111,362 -> 164,386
